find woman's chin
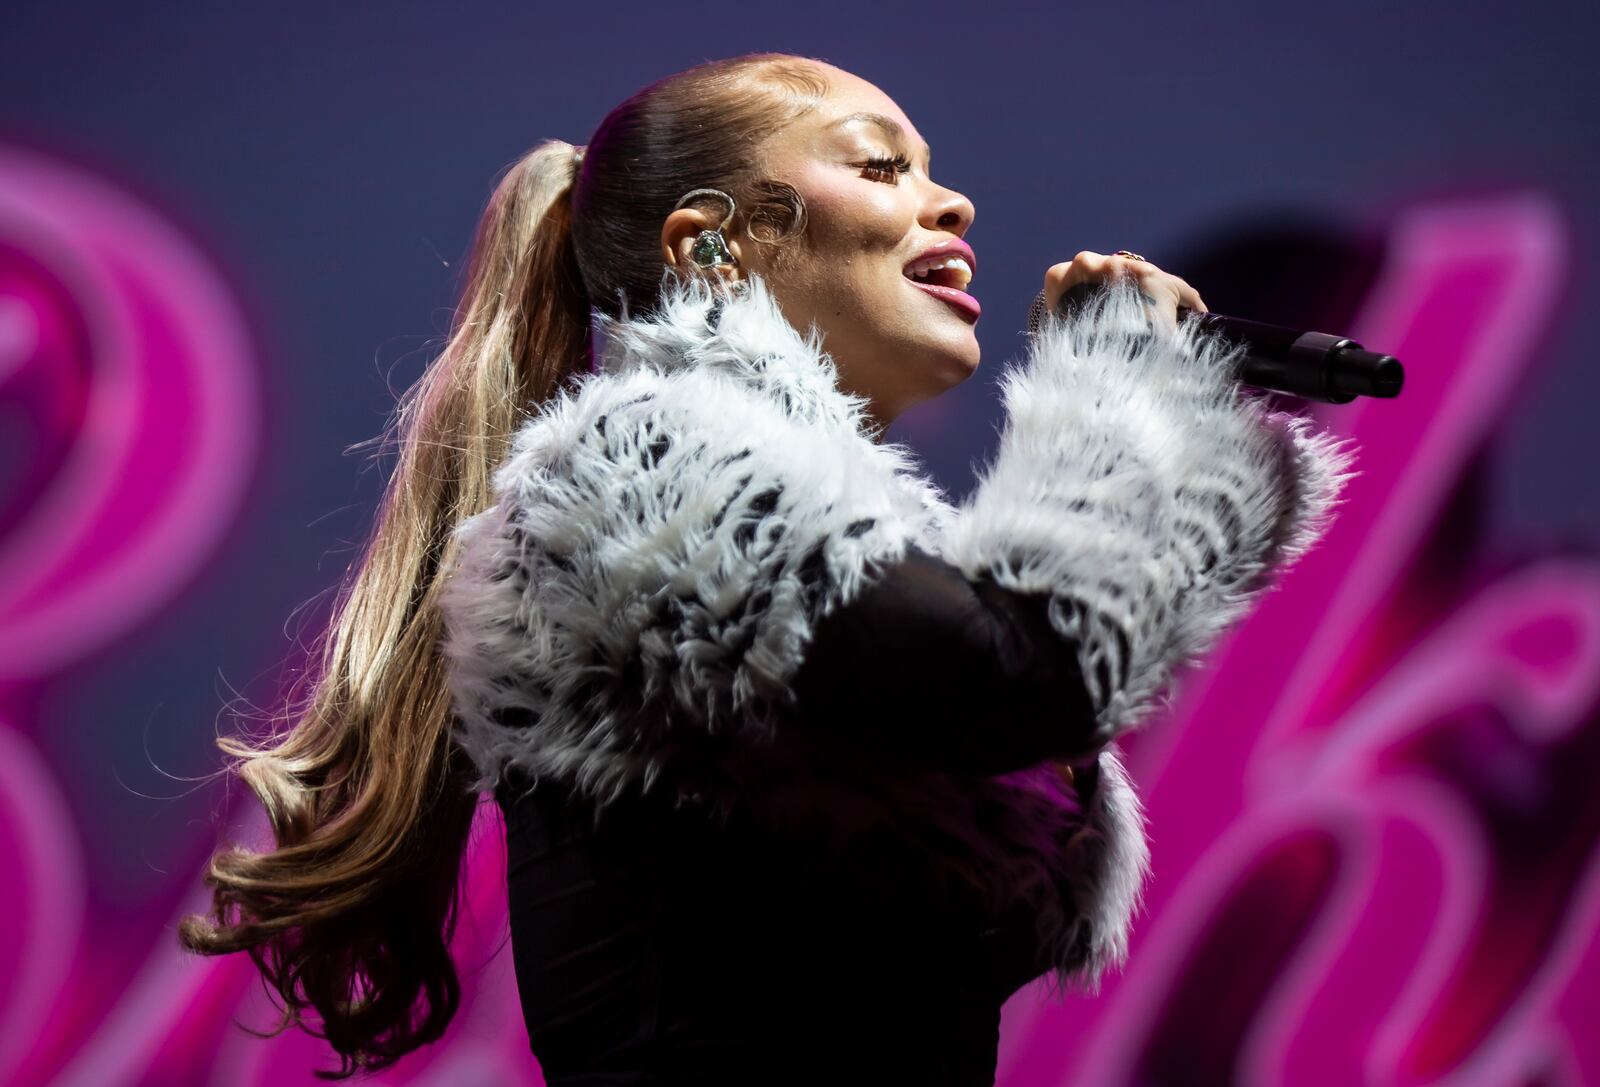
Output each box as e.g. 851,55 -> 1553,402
942,328 -> 982,371
929,337 -> 981,385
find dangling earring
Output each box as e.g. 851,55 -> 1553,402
674,188 -> 738,270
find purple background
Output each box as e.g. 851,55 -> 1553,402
1,3 -> 1597,1083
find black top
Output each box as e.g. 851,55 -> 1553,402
495,546 -> 1103,1085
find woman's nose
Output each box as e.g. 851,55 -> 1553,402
925,184 -> 975,234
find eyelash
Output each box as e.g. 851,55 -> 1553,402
861,153 -> 914,183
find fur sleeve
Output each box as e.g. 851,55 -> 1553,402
938,276 -> 1360,746
437,291 -> 949,808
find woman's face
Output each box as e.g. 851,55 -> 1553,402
664,64 -> 979,435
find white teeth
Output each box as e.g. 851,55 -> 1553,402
904,255 -> 973,291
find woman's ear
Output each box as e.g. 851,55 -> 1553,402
660,207 -> 744,285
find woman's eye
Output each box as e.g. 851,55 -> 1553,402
861,154 -> 913,183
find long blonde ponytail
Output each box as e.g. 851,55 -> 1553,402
181,49 -> 833,1079
179,139 -> 592,1080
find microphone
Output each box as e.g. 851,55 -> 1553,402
1026,281 -> 1404,404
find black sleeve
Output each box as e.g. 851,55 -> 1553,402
786,545 -> 1104,777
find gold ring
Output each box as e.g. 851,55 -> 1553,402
1113,249 -> 1148,262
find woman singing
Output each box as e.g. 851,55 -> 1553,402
181,51 -> 1356,1084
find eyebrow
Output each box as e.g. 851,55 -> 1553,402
827,111 -> 932,167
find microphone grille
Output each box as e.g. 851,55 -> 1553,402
1025,288 -> 1050,338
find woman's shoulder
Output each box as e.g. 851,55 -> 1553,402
439,358 -> 948,810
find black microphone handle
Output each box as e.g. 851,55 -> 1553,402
1027,283 -> 1404,405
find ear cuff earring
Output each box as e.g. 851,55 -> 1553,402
675,188 -> 738,268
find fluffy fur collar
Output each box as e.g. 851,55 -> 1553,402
439,270 -> 1358,994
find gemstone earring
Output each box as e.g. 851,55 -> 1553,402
674,188 -> 738,268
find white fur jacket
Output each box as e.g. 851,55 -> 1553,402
438,270 -> 1358,995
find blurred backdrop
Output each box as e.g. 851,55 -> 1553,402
2,3 -> 1598,1084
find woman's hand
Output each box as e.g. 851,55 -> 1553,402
1043,250 -> 1208,331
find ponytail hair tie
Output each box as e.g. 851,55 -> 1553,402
565,144 -> 585,202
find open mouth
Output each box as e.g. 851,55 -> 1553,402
903,255 -> 980,320
902,255 -> 974,293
